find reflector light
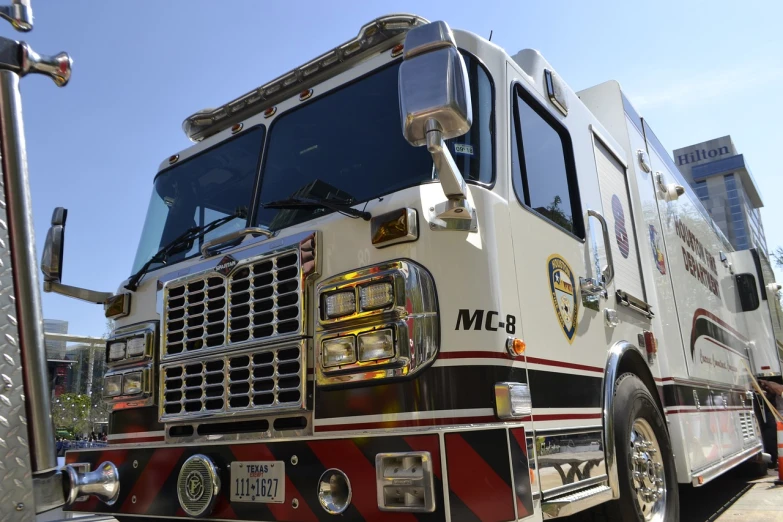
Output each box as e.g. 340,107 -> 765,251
107,342 -> 126,361
263,106 -> 277,118
324,291 -> 356,318
299,89 -> 313,101
391,43 -> 404,57
495,382 -> 532,419
168,154 -> 179,165
125,337 -> 146,358
231,123 -> 243,134
123,372 -> 143,395
358,329 -> 394,362
104,375 -> 122,397
322,336 -> 356,367
360,283 -> 394,311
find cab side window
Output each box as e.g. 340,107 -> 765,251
511,84 -> 584,238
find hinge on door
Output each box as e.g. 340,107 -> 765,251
615,289 -> 654,319
693,390 -> 700,411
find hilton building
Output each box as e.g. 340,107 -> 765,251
673,135 -> 767,254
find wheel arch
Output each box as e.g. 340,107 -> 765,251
602,340 -> 663,499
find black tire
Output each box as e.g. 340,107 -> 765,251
603,373 -> 679,521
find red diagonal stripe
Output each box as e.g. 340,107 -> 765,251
509,428 -> 532,518
229,443 -> 318,522
402,435 -> 442,478
445,433 -> 515,522
122,447 -> 185,514
308,439 -> 417,522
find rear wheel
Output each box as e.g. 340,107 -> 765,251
608,373 -> 678,521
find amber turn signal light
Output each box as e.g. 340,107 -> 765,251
506,337 -> 526,356
104,293 -> 130,319
370,208 -> 418,248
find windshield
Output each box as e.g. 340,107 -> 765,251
255,53 -> 493,231
130,127 -> 265,274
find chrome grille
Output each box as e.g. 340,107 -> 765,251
163,249 -> 302,358
161,342 -> 305,421
739,411 -> 752,441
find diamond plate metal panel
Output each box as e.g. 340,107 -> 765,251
0,172 -> 35,521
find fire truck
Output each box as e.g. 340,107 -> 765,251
2,8 -> 781,522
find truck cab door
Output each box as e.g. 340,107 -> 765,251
507,73 -> 610,497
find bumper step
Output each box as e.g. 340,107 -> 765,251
542,484 -> 613,519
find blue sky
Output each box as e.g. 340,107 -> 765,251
19,0 -> 783,337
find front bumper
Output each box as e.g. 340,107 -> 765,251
66,426 -> 534,521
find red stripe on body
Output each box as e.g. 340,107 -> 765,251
402,435 -> 442,478
308,439 -> 417,522
437,350 -> 604,373
229,444 -> 318,522
121,447 -> 185,514
445,433 -> 515,522
692,308 -> 748,342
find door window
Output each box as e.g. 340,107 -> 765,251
511,85 -> 583,239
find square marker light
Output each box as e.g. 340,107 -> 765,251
125,337 -> 146,358
107,341 -> 126,361
122,372 -> 143,395
360,282 -> 394,311
104,375 -> 123,397
324,291 -> 356,318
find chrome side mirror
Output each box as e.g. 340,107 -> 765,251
41,206 -> 113,304
398,21 -> 476,231
41,206 -> 66,283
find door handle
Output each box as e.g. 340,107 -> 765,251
587,208 -> 614,286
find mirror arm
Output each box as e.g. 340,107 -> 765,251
43,281 -> 113,305
425,119 -> 467,199
425,119 -> 477,232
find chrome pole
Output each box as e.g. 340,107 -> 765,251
0,68 -> 57,473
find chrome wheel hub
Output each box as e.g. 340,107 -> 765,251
629,418 -> 666,521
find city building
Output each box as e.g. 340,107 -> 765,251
673,135 -> 767,254
43,318 -> 71,397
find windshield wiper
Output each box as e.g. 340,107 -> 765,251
261,196 -> 371,221
125,207 -> 247,291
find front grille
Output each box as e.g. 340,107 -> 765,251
161,341 -> 305,421
163,249 -> 302,358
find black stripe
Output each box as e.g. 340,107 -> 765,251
316,365 -> 601,419
459,429 -> 513,488
528,369 -> 602,409
267,442 -> 344,522
149,450 -> 192,517
109,406 -> 163,435
448,492 -> 482,522
662,383 -> 748,408
690,316 -> 748,360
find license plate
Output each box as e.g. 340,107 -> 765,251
230,461 -> 285,503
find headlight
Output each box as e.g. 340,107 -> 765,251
360,282 -> 394,311
322,336 -> 356,367
122,372 -> 143,395
358,329 -> 394,362
324,291 -> 356,318
125,337 -> 146,358
107,342 -> 126,361
315,260 -> 438,386
104,375 -> 123,397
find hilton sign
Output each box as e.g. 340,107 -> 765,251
677,146 -> 730,166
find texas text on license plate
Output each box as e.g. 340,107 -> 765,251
230,461 -> 285,503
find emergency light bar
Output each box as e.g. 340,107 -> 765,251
182,13 -> 428,142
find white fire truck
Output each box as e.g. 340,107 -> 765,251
4,9 -> 782,522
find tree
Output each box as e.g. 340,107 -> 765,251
542,195 -> 573,231
51,393 -> 92,435
772,247 -> 783,269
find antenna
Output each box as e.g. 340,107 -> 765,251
488,30 -> 493,41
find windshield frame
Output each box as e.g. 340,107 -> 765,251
131,124 -> 266,275
248,49 -> 496,229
